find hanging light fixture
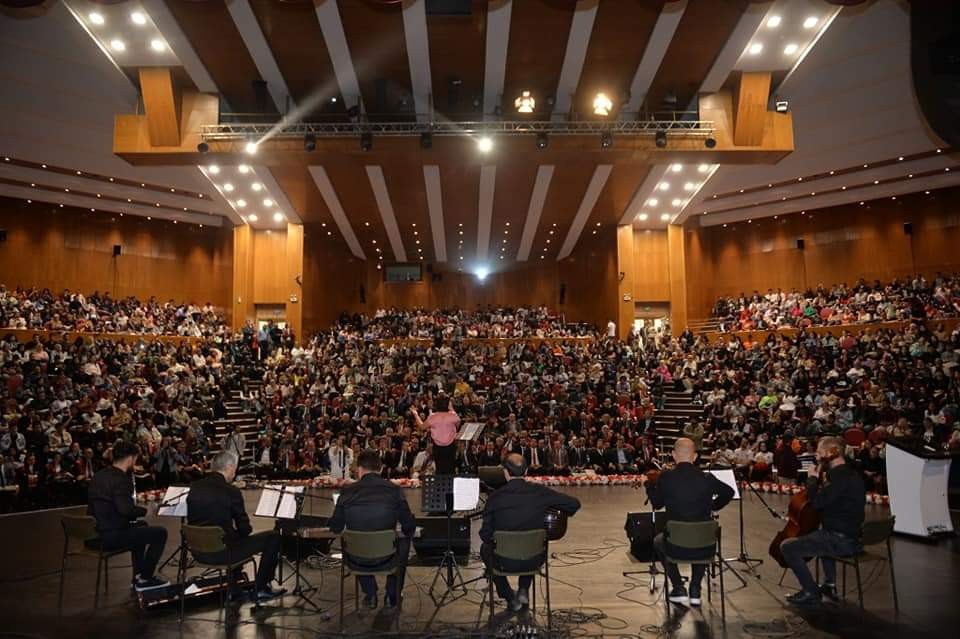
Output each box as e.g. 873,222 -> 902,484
593,92 -> 613,117
514,90 -> 535,114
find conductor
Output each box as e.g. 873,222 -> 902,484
640,438 -> 734,606
480,453 -> 581,612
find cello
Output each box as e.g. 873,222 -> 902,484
768,472 -> 823,568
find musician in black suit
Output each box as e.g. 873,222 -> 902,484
187,452 -> 285,602
480,453 -> 581,612
328,449 -> 416,608
639,438 -> 734,607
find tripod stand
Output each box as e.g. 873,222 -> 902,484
276,492 -> 324,611
422,476 -> 484,607
724,475 -> 784,579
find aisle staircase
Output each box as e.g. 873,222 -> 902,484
208,380 -> 261,464
654,389 -> 703,452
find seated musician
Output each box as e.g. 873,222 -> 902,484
328,449 -> 416,609
87,441 -> 169,591
186,452 -> 285,602
480,453 -> 581,612
780,436 -> 865,607
640,438 -> 734,606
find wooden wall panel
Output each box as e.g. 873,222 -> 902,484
631,228 -> 670,301
0,197 -> 232,313
252,229 -> 288,303
302,223 -> 366,334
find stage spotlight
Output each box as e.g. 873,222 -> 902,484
244,140 -> 258,155
196,142 -> 209,153
304,133 -> 316,152
536,132 -> 548,150
600,132 -> 613,149
420,132 -> 432,149
515,90 -> 535,114
704,137 -> 717,148
475,268 -> 489,282
477,136 -> 493,153
593,92 -> 613,116
360,132 -> 373,152
655,130 -> 667,148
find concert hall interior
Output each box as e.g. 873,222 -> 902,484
1,1 -> 960,638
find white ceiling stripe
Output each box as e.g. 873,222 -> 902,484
308,166 -> 365,259
251,166 -> 302,224
225,0 -> 292,113
698,1 -> 772,94
618,165 -> 670,225
314,0 -> 363,109
142,0 -> 219,96
552,0 -> 599,118
558,164 -> 612,259
477,165 -> 496,260
482,0 -> 513,121
401,0 -> 433,122
516,165 -> 555,261
423,165 -> 447,262
365,166 -> 407,262
621,0 -> 686,118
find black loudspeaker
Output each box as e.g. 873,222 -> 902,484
559,283 -> 566,305
624,512 -> 665,562
112,244 -> 122,256
0,229 -> 7,242
426,263 -> 433,274
359,284 -> 366,303
412,516 -> 471,560
903,222 -> 913,235
796,238 -> 805,250
910,2 -> 960,148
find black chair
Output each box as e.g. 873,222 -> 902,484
58,515 -> 129,612
339,529 -> 402,630
485,529 -> 552,632
179,524 -> 259,622
661,520 -> 726,625
818,516 -> 898,612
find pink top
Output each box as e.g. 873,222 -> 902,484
427,412 -> 460,447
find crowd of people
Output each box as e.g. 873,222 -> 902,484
710,274 -> 960,332
0,285 -> 228,337
4,296 -> 960,513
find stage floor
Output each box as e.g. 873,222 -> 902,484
1,484 -> 958,638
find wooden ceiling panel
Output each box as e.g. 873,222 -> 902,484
501,0 -> 577,118
574,0 -> 663,118
380,160 -> 433,263
530,161 -> 596,261
490,160 -> 540,265
437,164 -> 480,268
322,161 -> 395,260
163,0 -> 275,114
337,0 -> 414,121
644,0 -> 748,113
587,163 -> 650,227
247,0 -> 346,120
425,0 -> 487,120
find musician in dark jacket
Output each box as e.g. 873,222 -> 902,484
480,453 -> 581,612
87,441 -> 169,591
642,438 -> 734,606
187,452 -> 284,602
328,449 -> 416,608
780,436 -> 865,607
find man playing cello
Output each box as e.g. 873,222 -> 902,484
780,436 -> 865,607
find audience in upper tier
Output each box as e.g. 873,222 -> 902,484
3,296 -> 960,513
710,274 -> 960,332
0,285 -> 228,337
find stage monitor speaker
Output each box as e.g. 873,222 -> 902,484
112,244 -> 122,256
903,222 -> 913,235
624,512 -> 665,562
559,283 -> 566,305
412,516 -> 471,560
796,238 -> 805,250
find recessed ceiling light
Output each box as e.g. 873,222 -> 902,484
925,190 -> 930,194
829,171 -> 835,175
208,165 -> 219,174
251,183 -> 262,191
671,199 -> 682,207
898,156 -> 904,161
670,164 -> 682,173
748,43 -> 763,55
863,164 -> 868,168
110,39 -> 126,52
908,174 -> 913,178
767,15 -> 781,28
372,239 -> 377,244
236,199 -> 246,208
596,222 -> 601,227
658,182 -> 670,191
41,164 -> 46,168
683,182 -> 695,191
89,12 -> 104,25
783,43 -> 798,56
273,212 -> 285,222
263,198 -> 274,207
244,141 -> 258,155
150,39 -> 165,53
131,11 -> 147,26
660,213 -> 670,222
477,136 -> 493,153
739,189 -> 744,193
647,198 -> 658,206
638,213 -> 648,221
873,180 -> 879,184
698,164 -> 709,173
327,231 -> 332,236
859,202 -> 865,205
223,183 -> 234,192
803,16 -> 819,29
238,165 -> 250,174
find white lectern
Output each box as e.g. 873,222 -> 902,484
885,439 -> 955,537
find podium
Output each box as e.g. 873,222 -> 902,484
886,439 -> 957,537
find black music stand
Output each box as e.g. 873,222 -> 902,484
256,485 -> 322,611
156,486 -> 190,572
714,468 -> 776,581
422,475 -> 482,606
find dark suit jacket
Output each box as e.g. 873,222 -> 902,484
328,472 -> 416,537
478,451 -> 501,467
647,462 -> 734,523
187,472 -> 252,542
587,448 -> 607,467
567,446 -> 589,468
480,478 -> 581,543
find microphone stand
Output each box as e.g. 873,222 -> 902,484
723,475 -> 785,580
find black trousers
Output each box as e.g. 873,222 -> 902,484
349,537 -> 411,600
653,533 -> 711,593
780,529 -> 861,594
194,531 -> 281,590
433,443 -> 457,475
480,542 -> 543,600
101,525 -> 168,579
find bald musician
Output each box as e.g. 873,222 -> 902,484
780,436 -> 865,607
638,438 -> 734,607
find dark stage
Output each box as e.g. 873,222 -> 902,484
1,484 -> 958,638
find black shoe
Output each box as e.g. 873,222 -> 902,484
786,590 -> 821,607
134,576 -> 171,592
254,586 -> 286,603
819,583 -> 840,603
689,587 -> 702,607
668,586 -> 688,604
511,588 -> 529,612
363,593 -> 378,609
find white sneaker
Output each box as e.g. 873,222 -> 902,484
134,576 -> 170,592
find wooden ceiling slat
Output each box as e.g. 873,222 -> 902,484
322,161 -> 395,260
337,0 -> 414,121
490,160 -> 540,265
163,0 -> 275,114
643,0 -> 748,113
587,163 -> 651,227
439,164 -> 480,269
380,160 -> 433,264
530,162 -> 596,261
425,0 -> 487,120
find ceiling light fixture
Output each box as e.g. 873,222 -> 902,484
767,15 -> 781,28
637,213 -> 648,221
660,213 -> 670,222
514,90 -> 535,114
477,136 -> 493,153
251,183 -> 262,191
783,43 -> 798,55
263,198 -> 274,207
89,12 -> 104,25
248,214 -> 258,222
150,39 -> 165,52
592,92 -> 613,116
131,11 -> 147,26
748,42 -> 763,55
110,39 -> 126,52
684,182 -> 695,191
670,164 -> 682,173
208,165 -> 219,174
244,140 -> 258,155
273,212 -> 285,222
238,165 -> 250,174
671,199 -> 682,207
658,182 -> 670,191
698,164 -> 709,173
647,198 -> 658,206
803,16 -> 819,29
236,199 -> 246,208
222,183 -> 234,192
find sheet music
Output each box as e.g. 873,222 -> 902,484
452,477 -> 480,510
706,469 -> 740,500
255,484 -> 306,519
158,486 -> 189,517
255,484 -> 282,518
458,422 -> 483,441
277,485 -> 305,519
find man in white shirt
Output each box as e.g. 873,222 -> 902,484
328,438 -> 352,480
606,319 -> 616,339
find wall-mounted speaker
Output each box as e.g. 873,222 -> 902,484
359,284 -> 366,304
796,238 -> 805,250
0,229 -> 7,243
426,263 -> 434,274
903,222 -> 913,236
112,244 -> 122,256
559,283 -> 567,305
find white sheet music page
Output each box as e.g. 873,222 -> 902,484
458,422 -> 483,440
276,485 -> 305,519
452,477 -> 480,510
255,484 -> 282,517
158,486 -> 189,517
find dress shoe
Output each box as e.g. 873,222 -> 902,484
254,586 -> 286,603
819,583 -> 840,603
668,586 -> 688,604
786,590 -> 821,607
